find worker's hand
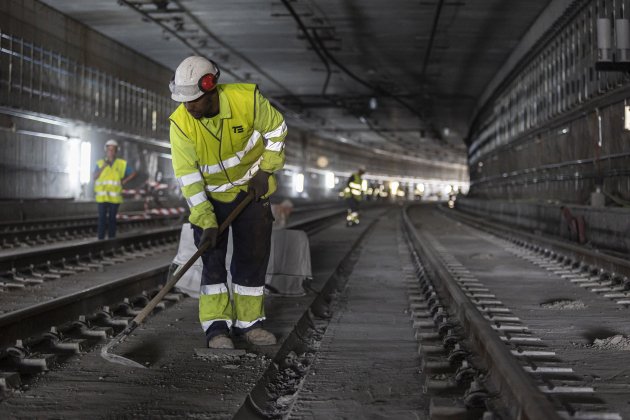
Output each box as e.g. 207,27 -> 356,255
198,227 -> 218,250
248,170 -> 271,201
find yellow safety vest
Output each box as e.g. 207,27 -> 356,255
169,83 -> 288,229
344,173 -> 363,201
94,159 -> 127,204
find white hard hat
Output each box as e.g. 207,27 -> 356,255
105,139 -> 119,148
169,56 -> 220,102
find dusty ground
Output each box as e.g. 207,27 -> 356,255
288,211 -> 427,419
3,207 -> 424,419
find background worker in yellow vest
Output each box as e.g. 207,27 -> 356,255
93,139 -> 137,239
169,56 -> 288,349
344,167 -> 365,227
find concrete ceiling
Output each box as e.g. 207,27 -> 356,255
40,0 -> 552,168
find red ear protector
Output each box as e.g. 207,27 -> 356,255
197,66 -> 221,93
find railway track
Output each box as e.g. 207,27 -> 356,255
401,204 -> 627,419
0,206 -> 350,398
3,202 -> 627,418
0,227 -> 181,291
0,211 -> 183,249
445,205 -> 630,283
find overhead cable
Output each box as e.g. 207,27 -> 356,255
279,0 -> 332,96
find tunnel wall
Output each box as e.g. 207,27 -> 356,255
0,0 -> 465,204
0,0 -> 175,200
468,0 -> 630,206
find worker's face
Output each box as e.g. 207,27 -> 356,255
185,90 -> 219,119
106,145 -> 117,160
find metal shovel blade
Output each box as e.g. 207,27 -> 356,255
99,321 -> 145,369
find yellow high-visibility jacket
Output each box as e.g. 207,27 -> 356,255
344,172 -> 363,201
169,84 -> 287,229
94,159 -> 127,204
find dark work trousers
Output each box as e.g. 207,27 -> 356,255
192,191 -> 273,340
346,197 -> 360,212
97,202 -> 120,240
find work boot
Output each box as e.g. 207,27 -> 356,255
244,328 -> 277,346
207,334 -> 234,349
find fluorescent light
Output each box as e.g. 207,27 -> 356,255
390,181 -> 399,194
67,139 -> 80,186
294,173 -> 304,193
325,171 -> 335,189
79,142 -> 91,185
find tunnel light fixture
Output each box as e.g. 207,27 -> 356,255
67,139 -> 81,186
325,171 -> 335,189
316,155 -> 329,168
79,141 -> 91,185
294,173 -> 304,193
390,181 -> 399,194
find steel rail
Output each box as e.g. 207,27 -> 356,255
0,213 -> 178,232
444,206 -> 630,279
286,208 -> 347,235
402,204 -> 561,420
0,226 -> 180,274
0,215 -> 96,231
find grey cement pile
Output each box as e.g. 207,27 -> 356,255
540,299 -> 586,310
590,335 -> 630,350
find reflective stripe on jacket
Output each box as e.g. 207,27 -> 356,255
344,172 -> 363,201
169,83 -> 287,229
94,159 -> 127,204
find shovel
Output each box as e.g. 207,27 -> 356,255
100,191 -> 254,368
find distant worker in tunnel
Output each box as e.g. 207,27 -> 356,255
168,56 -> 288,349
344,167 -> 365,227
93,139 -> 137,240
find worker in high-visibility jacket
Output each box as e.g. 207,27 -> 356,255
169,56 -> 287,349
93,139 -> 137,239
344,168 -> 365,227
